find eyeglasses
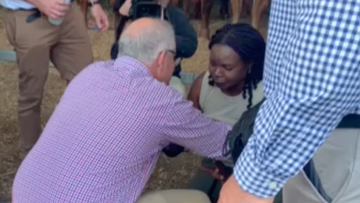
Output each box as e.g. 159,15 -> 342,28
166,50 -> 176,59
167,50 -> 176,56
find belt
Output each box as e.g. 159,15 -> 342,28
19,0 -> 75,23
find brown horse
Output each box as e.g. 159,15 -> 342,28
170,0 -> 252,39
251,0 -> 270,31
77,0 -> 270,39
171,0 -> 270,39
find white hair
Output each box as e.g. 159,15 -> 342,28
117,18 -> 176,64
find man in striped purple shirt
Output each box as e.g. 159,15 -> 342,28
12,18 -> 231,203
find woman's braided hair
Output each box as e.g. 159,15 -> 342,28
208,23 -> 266,109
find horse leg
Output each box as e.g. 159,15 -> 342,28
243,0 -> 251,16
182,0 -> 192,17
230,0 -> 241,24
219,0 -> 230,20
194,1 -> 202,19
199,0 -> 213,39
171,0 -> 181,7
251,0 -> 270,31
109,0 -> 117,7
182,0 -> 189,16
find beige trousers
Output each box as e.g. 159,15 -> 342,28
283,129 -> 360,203
5,3 -> 93,154
137,189 -> 211,203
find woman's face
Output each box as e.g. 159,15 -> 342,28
209,44 -> 248,90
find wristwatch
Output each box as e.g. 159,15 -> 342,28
88,0 -> 100,7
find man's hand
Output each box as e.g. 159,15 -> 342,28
90,4 -> 109,32
29,0 -> 70,19
218,175 -> 274,203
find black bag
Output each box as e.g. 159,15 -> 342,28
228,99 -> 360,162
227,99 -> 265,163
225,99 -> 284,203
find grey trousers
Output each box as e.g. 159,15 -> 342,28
283,129 -> 360,203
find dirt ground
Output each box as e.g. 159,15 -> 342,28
0,5 -> 267,201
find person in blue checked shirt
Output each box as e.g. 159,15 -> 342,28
218,0 -> 360,203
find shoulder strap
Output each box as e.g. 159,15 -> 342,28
229,99 -> 265,162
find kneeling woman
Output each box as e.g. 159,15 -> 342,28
187,23 -> 266,202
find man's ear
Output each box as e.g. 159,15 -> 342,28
157,50 -> 167,71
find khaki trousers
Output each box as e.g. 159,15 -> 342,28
5,3 -> 93,153
283,129 -> 360,203
136,189 -> 211,203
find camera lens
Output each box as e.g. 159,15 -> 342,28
141,7 -> 150,16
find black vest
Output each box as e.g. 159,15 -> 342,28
229,99 -> 360,162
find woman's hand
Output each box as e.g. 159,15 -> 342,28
200,161 -> 232,183
119,0 -> 132,16
201,166 -> 227,183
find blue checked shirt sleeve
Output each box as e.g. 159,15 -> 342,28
233,0 -> 360,198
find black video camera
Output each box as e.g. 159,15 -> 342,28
111,0 -> 169,60
129,0 -> 168,20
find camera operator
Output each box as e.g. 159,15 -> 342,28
111,0 -> 198,79
1,0 -> 109,159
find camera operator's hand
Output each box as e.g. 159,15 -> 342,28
158,0 -> 170,8
30,0 -> 70,19
119,0 -> 132,16
90,4 -> 109,32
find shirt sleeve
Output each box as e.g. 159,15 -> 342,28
161,89 -> 232,160
233,1 -> 360,198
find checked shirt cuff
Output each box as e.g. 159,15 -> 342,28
233,148 -> 286,198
